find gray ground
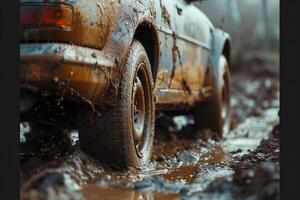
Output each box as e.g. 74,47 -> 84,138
20,58 -> 279,200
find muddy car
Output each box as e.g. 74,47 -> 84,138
20,0 -> 232,169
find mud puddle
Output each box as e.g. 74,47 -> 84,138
82,185 -> 180,200
76,107 -> 278,199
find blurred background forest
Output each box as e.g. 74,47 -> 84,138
196,0 -> 279,70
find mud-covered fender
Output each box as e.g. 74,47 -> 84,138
209,28 -> 231,86
102,0 -> 157,67
100,0 -> 158,103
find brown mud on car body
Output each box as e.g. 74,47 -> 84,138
20,0 -> 232,169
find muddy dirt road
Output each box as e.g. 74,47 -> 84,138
20,60 -> 279,200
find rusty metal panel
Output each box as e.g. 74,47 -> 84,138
170,0 -> 213,91
154,0 -> 177,90
19,0 -> 225,108
20,43 -> 116,106
20,0 -> 119,50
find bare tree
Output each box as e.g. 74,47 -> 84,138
262,0 -> 272,50
227,0 -> 241,51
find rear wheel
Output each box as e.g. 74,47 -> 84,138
78,40 -> 155,169
194,55 -> 231,138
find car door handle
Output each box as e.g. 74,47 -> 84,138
176,4 -> 183,15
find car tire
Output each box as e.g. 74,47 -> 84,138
194,55 -> 231,138
78,40 -> 155,169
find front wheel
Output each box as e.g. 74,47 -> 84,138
78,40 -> 155,169
194,55 -> 231,138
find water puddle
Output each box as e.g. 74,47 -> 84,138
161,146 -> 226,183
162,165 -> 198,183
82,185 -> 180,200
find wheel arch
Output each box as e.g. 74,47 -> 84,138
133,21 -> 160,82
209,28 -> 232,86
222,39 -> 232,66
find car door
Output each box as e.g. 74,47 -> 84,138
171,0 -> 212,92
153,0 -> 176,91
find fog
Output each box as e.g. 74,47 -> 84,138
197,0 -> 279,60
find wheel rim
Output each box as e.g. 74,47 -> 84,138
131,63 -> 150,158
132,75 -> 145,144
221,70 -> 231,135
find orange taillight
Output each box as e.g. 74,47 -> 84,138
20,4 -> 73,30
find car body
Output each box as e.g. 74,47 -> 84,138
20,0 -> 232,168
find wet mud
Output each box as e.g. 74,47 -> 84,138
20,60 -> 279,200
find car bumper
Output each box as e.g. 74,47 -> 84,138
20,43 -> 116,105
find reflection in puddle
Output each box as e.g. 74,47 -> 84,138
82,185 -> 180,200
